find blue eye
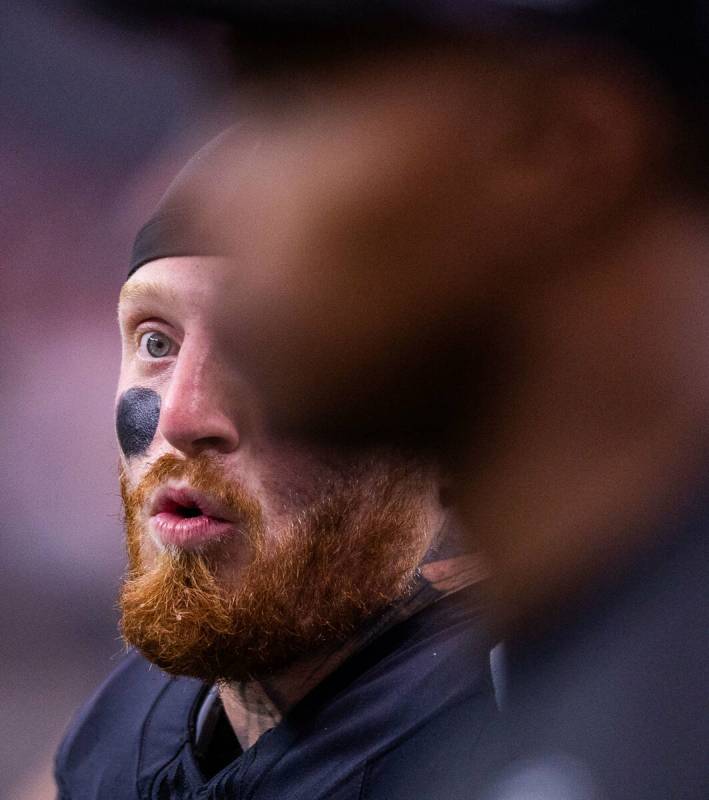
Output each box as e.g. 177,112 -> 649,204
139,330 -> 174,359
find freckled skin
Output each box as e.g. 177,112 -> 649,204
116,387 -> 161,458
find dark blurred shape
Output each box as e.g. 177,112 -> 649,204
483,481 -> 709,800
87,1 -> 709,88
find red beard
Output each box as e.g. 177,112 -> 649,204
120,452 -> 430,684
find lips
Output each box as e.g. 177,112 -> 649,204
148,486 -> 238,551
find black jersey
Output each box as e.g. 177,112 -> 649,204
55,589 -> 506,800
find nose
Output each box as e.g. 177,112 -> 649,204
158,339 -> 240,458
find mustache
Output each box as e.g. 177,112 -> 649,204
120,453 -> 264,542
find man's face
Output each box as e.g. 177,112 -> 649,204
116,257 -> 440,684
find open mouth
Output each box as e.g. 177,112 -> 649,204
149,487 -> 235,550
160,496 -> 210,519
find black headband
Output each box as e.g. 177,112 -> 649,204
127,129 -> 236,279
128,208 -> 223,278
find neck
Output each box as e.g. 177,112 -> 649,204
461,201 -> 709,634
219,647 -> 353,749
219,533 -> 486,748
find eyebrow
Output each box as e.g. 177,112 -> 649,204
118,280 -> 179,312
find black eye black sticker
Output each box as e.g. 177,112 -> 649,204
116,387 -> 161,458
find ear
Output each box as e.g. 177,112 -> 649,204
483,49 -> 674,262
438,482 -> 454,508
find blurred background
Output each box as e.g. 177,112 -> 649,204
1,2 -> 233,796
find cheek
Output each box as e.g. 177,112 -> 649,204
258,451 -> 345,519
116,387 -> 161,458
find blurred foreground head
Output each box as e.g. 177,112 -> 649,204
162,0 -> 709,446
138,1 -> 709,626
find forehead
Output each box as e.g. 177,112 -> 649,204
118,276 -> 179,309
118,256 -> 230,312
